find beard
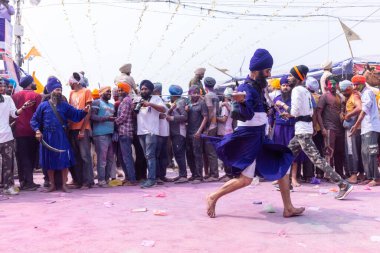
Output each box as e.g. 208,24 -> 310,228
256,71 -> 268,89
141,91 -> 152,100
281,90 -> 291,101
51,92 -> 63,103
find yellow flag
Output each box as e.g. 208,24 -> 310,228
32,71 -> 44,94
24,46 -> 41,60
339,20 -> 361,41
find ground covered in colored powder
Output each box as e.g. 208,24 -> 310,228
1,175 -> 379,253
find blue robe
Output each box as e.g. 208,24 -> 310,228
203,77 -> 293,181
30,101 -> 87,170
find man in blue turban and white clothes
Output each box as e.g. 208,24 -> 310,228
205,49 -> 305,218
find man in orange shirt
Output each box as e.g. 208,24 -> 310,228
68,72 -> 94,189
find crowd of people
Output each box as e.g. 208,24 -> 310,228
0,55 -> 379,198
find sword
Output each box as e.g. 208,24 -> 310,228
41,139 -> 66,153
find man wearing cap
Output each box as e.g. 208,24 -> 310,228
189,68 -> 206,95
340,80 -> 364,184
206,49 -> 302,218
12,75 -> 42,191
31,77 -> 89,193
203,77 -> 220,182
167,84 -> 188,183
91,86 -> 115,187
350,75 -> 380,187
115,63 -> 137,95
317,75 -> 345,178
136,80 -> 166,188
320,60 -> 332,94
115,82 -> 137,186
284,65 -> 353,200
153,83 -> 171,184
68,72 -> 94,189
0,79 -> 35,195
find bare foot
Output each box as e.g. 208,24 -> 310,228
358,179 -> 371,185
283,207 -> 305,218
347,175 -> 358,184
291,178 -> 301,187
271,180 -> 278,185
207,194 -> 217,218
366,180 -> 379,187
43,185 -> 56,193
62,185 -> 72,193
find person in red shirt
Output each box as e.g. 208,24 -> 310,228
12,75 -> 42,190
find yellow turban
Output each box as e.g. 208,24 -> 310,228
92,89 -> 100,99
117,82 -> 131,94
99,86 -> 111,95
270,78 -> 281,90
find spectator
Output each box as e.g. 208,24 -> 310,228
136,80 -> 166,188
91,86 -> 115,187
12,75 -> 42,191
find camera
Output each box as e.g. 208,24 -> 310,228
134,99 -> 144,114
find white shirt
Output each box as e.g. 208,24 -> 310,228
291,86 -> 314,135
217,104 -> 233,136
360,87 -> 380,135
237,112 -> 267,127
137,95 -> 165,136
0,95 -> 17,143
158,101 -> 170,137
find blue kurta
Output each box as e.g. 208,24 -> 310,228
30,101 -> 87,170
203,77 -> 293,181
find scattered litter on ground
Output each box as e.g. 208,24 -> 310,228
153,210 -> 168,216
307,206 -> 321,212
109,179 -> 123,187
370,236 -> 380,242
253,201 -> 262,205
329,188 -> 338,192
156,192 -> 166,198
104,201 -> 114,208
277,229 -> 287,237
318,189 -> 329,195
364,186 -> 372,191
312,185 -> 320,189
297,242 -> 307,248
131,208 -> 148,213
264,204 -> 276,213
46,200 -> 56,204
141,240 -> 155,247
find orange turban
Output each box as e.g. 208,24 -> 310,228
92,89 -> 100,99
99,86 -> 111,95
117,82 -> 131,94
351,75 -> 366,84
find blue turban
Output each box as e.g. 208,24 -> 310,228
169,85 -> 183,96
249,48 -> 274,71
305,77 -> 320,92
204,77 -> 216,88
20,75 -> 34,89
339,80 -> 353,92
140,79 -> 154,92
153,82 -> 162,93
280,75 -> 288,85
46,77 -> 62,93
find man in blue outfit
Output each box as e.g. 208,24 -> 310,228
206,49 -> 304,218
31,77 -> 89,193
